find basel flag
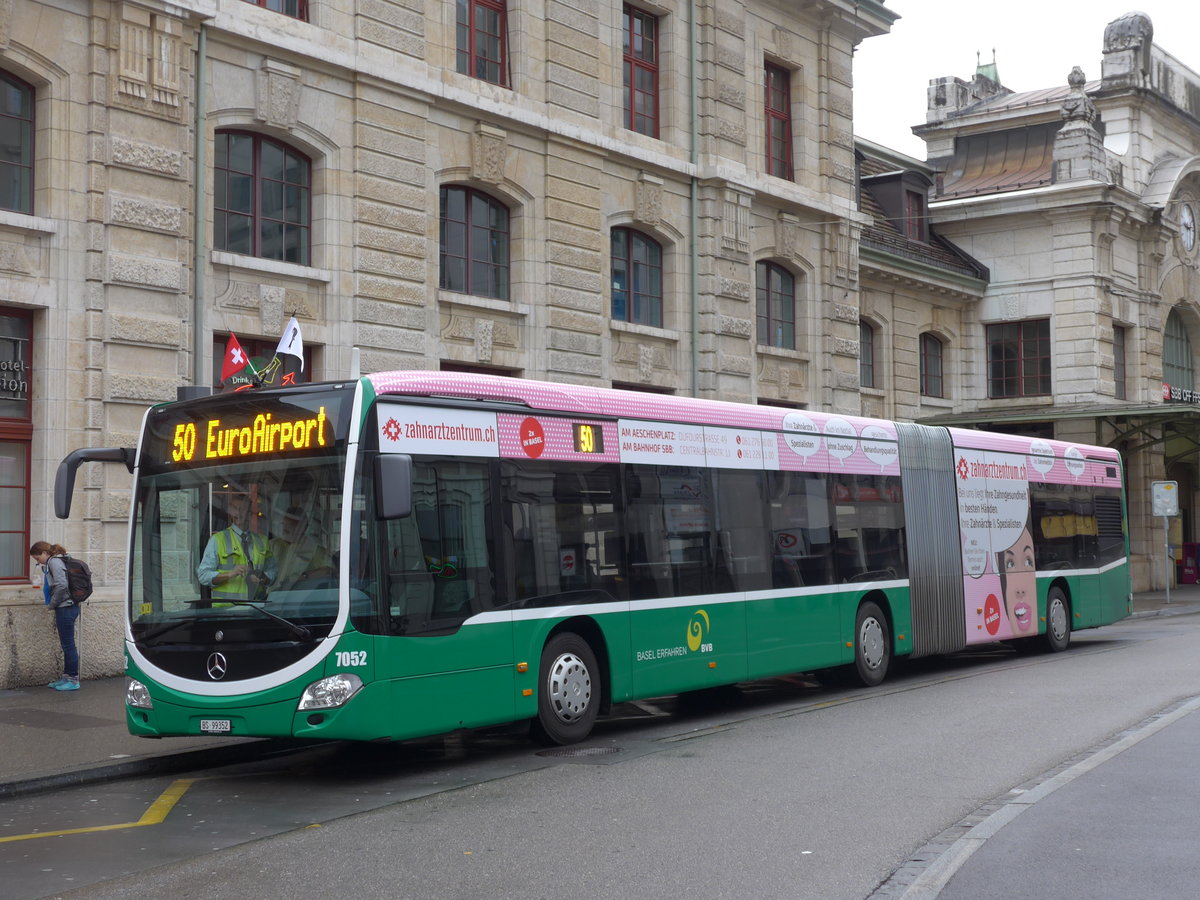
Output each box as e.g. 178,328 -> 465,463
221,333 -> 251,382
273,315 -> 304,385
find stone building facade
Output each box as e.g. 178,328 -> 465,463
854,138 -> 988,426
913,11 -> 1200,592
0,0 -> 899,687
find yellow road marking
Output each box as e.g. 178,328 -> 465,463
0,778 -> 195,843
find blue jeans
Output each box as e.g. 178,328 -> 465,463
54,603 -> 81,678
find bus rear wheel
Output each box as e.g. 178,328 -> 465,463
1045,586 -> 1071,653
854,601 -> 891,687
531,632 -> 600,745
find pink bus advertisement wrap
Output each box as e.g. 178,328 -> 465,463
952,429 -> 1123,645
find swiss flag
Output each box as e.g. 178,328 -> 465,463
221,333 -> 251,382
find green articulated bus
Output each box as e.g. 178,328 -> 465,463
55,371 -> 1130,745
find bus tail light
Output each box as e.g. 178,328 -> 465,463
298,673 -> 364,710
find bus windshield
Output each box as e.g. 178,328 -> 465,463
128,386 -> 353,681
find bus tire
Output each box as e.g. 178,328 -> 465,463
531,632 -> 599,745
1045,586 -> 1071,653
854,600 -> 891,687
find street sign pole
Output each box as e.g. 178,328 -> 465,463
1164,516 -> 1171,605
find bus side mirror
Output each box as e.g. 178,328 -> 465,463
55,447 -> 136,519
374,454 -> 412,519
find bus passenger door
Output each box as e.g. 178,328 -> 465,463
625,465 -> 748,697
361,457 -> 514,740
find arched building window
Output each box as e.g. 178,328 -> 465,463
439,186 -> 510,300
859,320 -> 875,388
214,131 -> 311,265
756,261 -> 795,350
1164,309 -> 1193,396
611,227 -> 662,327
0,69 -> 34,214
920,332 -> 943,398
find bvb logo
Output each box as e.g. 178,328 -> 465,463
686,609 -> 710,652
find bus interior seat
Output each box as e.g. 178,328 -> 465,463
845,567 -> 896,583
431,576 -> 472,619
773,555 -> 804,587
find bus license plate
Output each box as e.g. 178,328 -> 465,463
200,719 -> 232,734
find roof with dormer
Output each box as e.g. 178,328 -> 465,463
856,148 -> 989,282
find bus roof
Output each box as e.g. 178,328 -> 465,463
368,370 -> 896,433
365,371 -> 1119,463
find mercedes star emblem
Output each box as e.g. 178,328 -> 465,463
206,652 -> 228,680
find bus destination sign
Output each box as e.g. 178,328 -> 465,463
170,406 -> 330,464
141,389 -> 351,474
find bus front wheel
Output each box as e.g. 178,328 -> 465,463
1045,587 -> 1071,653
854,601 -> 891,687
531,632 -> 600,745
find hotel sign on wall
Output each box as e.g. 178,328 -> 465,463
0,357 -> 27,396
0,313 -> 30,416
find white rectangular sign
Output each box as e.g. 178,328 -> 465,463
702,426 -> 780,470
617,420 -> 708,466
617,420 -> 779,469
377,404 -> 499,457
1151,480 -> 1179,517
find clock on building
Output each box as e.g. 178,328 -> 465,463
1181,202 -> 1197,253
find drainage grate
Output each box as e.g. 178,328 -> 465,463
535,746 -> 622,759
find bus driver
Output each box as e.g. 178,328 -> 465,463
197,490 -> 277,604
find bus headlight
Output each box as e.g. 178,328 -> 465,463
298,673 -> 363,710
126,677 -> 154,709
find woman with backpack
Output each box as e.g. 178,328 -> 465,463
29,540 -> 81,691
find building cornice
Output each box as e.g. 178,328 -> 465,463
859,245 -> 987,298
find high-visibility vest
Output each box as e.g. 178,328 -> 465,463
211,528 -> 271,602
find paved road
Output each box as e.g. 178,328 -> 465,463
2,590 -> 1198,899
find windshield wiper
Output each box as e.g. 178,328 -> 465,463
225,600 -> 313,642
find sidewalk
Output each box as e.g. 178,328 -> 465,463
2,585 -> 1199,801
1127,578 -> 1200,618
0,676 -> 297,799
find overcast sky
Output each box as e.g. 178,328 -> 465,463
853,3 -> 1200,160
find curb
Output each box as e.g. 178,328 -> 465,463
0,738 -> 313,801
1129,602 -> 1200,619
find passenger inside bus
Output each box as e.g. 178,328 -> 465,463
271,506 -> 334,590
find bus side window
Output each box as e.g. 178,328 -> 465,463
831,473 -> 906,582
1031,485 -> 1077,569
769,471 -> 835,588
376,460 -> 496,635
626,465 -> 716,600
501,461 -> 623,605
714,469 -> 769,591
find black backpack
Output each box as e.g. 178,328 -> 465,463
62,555 -> 94,603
